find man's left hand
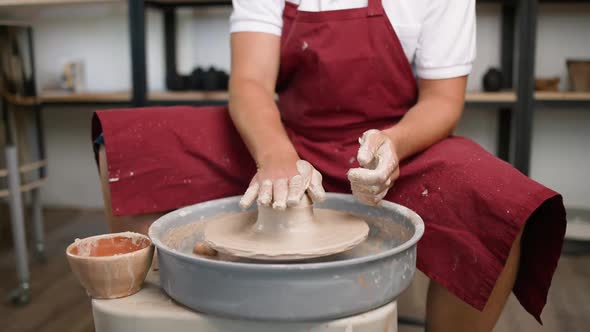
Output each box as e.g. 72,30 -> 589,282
347,129 -> 400,206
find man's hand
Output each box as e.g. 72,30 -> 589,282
240,159 -> 326,210
347,130 -> 399,206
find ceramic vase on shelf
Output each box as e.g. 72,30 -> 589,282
482,68 -> 503,92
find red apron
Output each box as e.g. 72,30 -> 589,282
93,0 -> 566,322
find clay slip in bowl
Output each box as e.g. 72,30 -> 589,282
66,232 -> 154,299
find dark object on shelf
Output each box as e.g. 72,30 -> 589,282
180,75 -> 191,90
166,66 -> 229,92
166,73 -> 183,91
218,70 -> 229,90
562,207 -> 590,256
534,77 -> 560,92
202,67 -> 217,91
483,68 -> 503,92
189,66 -> 229,91
167,73 -> 190,91
23,79 -> 36,96
190,67 -> 205,90
202,67 -> 229,91
567,59 -> 590,92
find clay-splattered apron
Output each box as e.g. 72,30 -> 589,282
93,0 -> 566,322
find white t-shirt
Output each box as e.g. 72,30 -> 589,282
230,0 -> 476,80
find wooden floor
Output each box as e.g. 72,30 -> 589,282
0,208 -> 589,332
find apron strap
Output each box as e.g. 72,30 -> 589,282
283,1 -> 298,18
368,0 -> 385,17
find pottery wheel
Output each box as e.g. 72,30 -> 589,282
204,196 -> 369,261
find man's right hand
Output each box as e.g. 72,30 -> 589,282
239,158 -> 326,210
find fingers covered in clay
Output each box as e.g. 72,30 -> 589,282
257,179 -> 274,206
352,188 -> 389,206
356,129 -> 385,167
272,178 -> 289,210
240,159 -> 326,210
348,141 -> 396,185
348,130 -> 400,206
308,169 -> 326,203
239,177 -> 260,209
351,183 -> 384,195
287,160 -> 313,207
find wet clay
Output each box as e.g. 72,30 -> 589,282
204,196 -> 369,261
161,212 -> 411,264
193,242 -> 218,257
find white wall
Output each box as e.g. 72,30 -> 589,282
21,2 -> 590,208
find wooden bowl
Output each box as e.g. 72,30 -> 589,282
567,59 -> 590,92
66,232 -> 154,299
535,77 -> 560,91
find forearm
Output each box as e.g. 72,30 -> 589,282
229,79 -> 297,164
383,77 -> 467,160
229,32 -> 298,166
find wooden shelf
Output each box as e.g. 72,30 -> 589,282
33,90 -> 228,105
1,92 -> 40,106
534,91 -> 590,107
40,90 -> 130,103
535,91 -> 590,101
5,90 -> 584,107
463,91 -> 590,107
148,90 -> 228,102
465,91 -> 517,103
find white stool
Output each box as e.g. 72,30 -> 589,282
93,271 -> 398,332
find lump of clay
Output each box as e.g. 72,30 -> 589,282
203,195 -> 369,261
193,242 -> 218,257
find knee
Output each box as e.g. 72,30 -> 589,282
98,146 -> 108,179
98,145 -> 106,165
98,146 -> 112,211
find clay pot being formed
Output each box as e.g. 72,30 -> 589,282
66,232 -> 154,299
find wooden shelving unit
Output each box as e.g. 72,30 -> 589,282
32,90 -> 590,107
25,90 -> 590,108
2,0 -> 588,172
26,90 -> 568,109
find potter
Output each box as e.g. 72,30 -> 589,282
91,0 -> 566,331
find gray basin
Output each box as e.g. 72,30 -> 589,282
149,193 -> 424,321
